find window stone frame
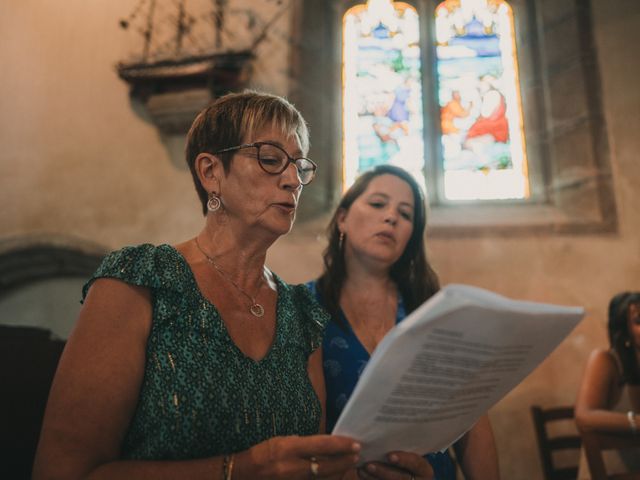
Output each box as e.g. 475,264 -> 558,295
291,0 -> 615,236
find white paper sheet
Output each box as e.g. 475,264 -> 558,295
332,284 -> 584,463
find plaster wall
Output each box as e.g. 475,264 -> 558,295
0,0 -> 291,249
1,1 -> 639,478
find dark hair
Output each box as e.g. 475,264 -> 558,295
317,165 -> 440,328
185,90 -> 310,215
608,291 -> 640,385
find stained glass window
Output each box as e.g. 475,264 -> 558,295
436,0 -> 528,200
343,0 -> 528,201
343,0 -> 426,191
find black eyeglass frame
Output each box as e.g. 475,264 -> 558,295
213,141 -> 317,185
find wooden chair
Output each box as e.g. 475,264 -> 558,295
531,405 -> 582,480
581,430 -> 640,480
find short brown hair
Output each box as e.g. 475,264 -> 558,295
185,90 -> 310,215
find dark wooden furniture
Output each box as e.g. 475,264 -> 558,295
581,430 -> 640,480
0,325 -> 65,480
531,405 -> 582,480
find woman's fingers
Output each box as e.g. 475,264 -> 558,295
358,462 -> 415,480
299,435 -> 360,457
292,436 -> 360,478
305,453 -> 361,478
386,451 -> 434,478
289,434 -> 361,457
253,435 -> 360,478
357,451 -> 434,480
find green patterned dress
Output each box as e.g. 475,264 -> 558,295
82,244 -> 328,460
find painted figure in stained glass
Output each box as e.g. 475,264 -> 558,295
441,90 -> 472,135
343,1 -> 425,190
436,0 -> 528,200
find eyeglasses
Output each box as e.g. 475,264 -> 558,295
213,141 -> 317,185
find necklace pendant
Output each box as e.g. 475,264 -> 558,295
250,303 -> 265,317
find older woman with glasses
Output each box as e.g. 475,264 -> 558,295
33,91 -> 360,480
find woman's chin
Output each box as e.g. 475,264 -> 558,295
262,218 -> 296,238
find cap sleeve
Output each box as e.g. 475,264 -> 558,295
82,244 -> 173,302
291,283 -> 330,356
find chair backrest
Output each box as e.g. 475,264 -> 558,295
581,430 -> 640,480
0,325 -> 66,480
531,405 -> 582,480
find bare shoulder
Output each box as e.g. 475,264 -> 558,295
586,348 -> 618,376
80,277 -> 152,334
582,348 -> 621,389
576,348 -> 622,415
58,277 -> 153,391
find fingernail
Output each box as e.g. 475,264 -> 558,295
366,464 -> 377,473
352,442 -> 361,452
389,454 -> 399,463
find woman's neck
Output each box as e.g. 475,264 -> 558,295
342,257 -> 396,301
340,258 -> 398,353
194,221 -> 273,288
344,247 -> 394,283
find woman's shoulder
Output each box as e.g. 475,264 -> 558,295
275,277 -> 329,353
94,243 -> 181,277
82,244 -> 186,301
589,348 -> 618,364
587,348 -> 616,365
280,278 -> 326,321
586,348 -> 623,381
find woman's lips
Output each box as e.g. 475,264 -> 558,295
375,231 -> 395,242
272,202 -> 296,213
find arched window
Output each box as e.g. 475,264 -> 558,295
298,0 -> 614,233
343,0 -> 426,191
342,0 -> 528,202
435,0 -> 527,201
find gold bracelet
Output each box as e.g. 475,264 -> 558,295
227,454 -> 235,480
222,454 -> 235,480
628,411 -> 638,435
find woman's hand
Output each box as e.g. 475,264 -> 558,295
235,434 -> 361,479
356,451 -> 434,480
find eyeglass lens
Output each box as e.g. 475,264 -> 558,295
258,144 -> 315,184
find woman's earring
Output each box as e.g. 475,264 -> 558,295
625,339 -> 632,348
339,232 -> 345,250
207,192 -> 221,212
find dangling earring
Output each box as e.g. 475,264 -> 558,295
338,231 -> 345,250
625,339 -> 632,348
207,192 -> 221,212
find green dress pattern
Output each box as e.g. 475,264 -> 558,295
82,244 -> 328,460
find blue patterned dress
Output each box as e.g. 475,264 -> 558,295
83,244 -> 328,460
306,280 -> 456,480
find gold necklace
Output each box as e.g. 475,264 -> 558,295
194,237 -> 265,317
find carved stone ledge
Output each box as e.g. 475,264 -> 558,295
118,52 -> 254,134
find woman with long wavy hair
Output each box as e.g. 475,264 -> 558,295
308,165 -> 499,480
575,291 -> 640,478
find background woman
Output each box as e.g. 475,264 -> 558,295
33,91 -> 360,479
308,165 -> 500,480
575,291 -> 640,478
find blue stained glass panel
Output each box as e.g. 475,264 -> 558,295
343,2 -> 425,191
